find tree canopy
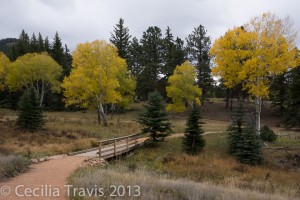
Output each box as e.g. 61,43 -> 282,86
211,13 -> 298,98
166,61 -> 202,112
5,52 -> 62,106
210,12 -> 299,135
0,52 -> 10,91
62,40 -> 135,126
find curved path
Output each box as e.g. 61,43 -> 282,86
0,156 -> 87,200
0,132 -> 220,200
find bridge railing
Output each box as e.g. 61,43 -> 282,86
98,133 -> 140,159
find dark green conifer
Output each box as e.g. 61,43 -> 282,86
183,103 -> 205,154
51,32 -> 64,66
30,33 -> 38,52
186,25 -> 213,103
228,99 -> 246,155
110,18 -> 131,59
138,91 -> 172,142
37,33 -> 44,52
17,87 -> 45,132
16,30 -> 30,57
284,65 -> 300,128
228,99 -> 263,165
235,121 -> 263,165
44,36 -> 51,53
137,26 -> 164,99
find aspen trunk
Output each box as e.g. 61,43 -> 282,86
99,102 -> 108,127
255,96 -> 262,135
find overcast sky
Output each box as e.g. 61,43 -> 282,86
1,0 -> 300,51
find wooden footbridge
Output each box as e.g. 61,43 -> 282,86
74,132 -> 219,158
98,133 -> 147,159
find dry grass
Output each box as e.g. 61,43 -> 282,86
114,134 -> 300,199
68,165 -> 292,200
0,101 -> 230,157
0,107 -> 143,157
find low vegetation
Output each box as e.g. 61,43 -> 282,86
68,165 -> 289,200
69,132 -> 300,199
0,106 -> 143,157
0,154 -> 30,178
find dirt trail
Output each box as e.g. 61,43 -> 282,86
0,131 -> 222,200
0,156 -> 87,200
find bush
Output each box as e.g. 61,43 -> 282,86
0,155 -> 30,178
260,125 -> 277,142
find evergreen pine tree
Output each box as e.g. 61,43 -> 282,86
44,36 -> 51,53
9,44 -> 17,61
160,27 -> 186,97
228,99 -> 246,155
51,32 -> 64,66
235,121 -> 263,165
270,73 -> 289,115
183,104 -> 205,154
138,26 -> 164,99
138,91 -> 172,142
110,18 -> 131,60
284,65 -> 300,128
228,99 -> 263,165
162,28 -> 186,78
37,32 -> 44,52
30,33 -> 38,52
61,44 -> 72,77
16,30 -> 30,57
17,87 -> 45,132
127,37 -> 142,77
186,25 -> 213,103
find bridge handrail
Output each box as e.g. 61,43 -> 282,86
98,133 -> 141,158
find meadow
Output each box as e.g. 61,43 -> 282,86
1,99 -> 299,199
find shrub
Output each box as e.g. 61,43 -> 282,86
260,125 -> 277,142
0,155 -> 30,178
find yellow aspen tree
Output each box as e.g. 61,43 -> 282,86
0,52 -> 10,91
5,53 -> 62,106
210,12 -> 299,135
62,40 -> 135,126
166,61 -> 202,112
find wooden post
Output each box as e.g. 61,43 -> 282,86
135,135 -> 138,146
98,142 -> 102,158
126,137 -> 129,152
114,139 -> 117,156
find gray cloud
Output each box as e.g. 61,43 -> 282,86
1,0 -> 299,50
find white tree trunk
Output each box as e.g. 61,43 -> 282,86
255,95 -> 262,135
99,102 -> 108,127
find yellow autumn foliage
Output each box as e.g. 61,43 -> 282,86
0,52 -> 10,91
62,40 -> 135,110
210,12 -> 299,98
166,61 -> 202,112
5,52 -> 62,105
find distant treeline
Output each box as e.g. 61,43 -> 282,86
0,18 -> 299,129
